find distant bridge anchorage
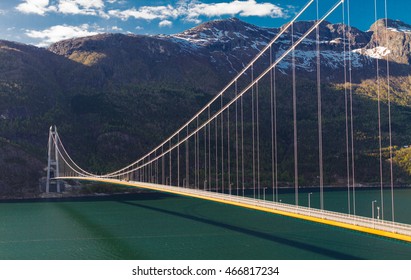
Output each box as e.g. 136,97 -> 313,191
47,0 -> 411,242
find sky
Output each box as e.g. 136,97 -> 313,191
0,0 -> 410,47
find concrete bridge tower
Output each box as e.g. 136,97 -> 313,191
46,126 -> 61,193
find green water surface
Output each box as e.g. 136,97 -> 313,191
0,189 -> 410,260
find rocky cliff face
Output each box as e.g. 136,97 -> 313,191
365,19 -> 411,64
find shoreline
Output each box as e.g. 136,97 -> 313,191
0,183 -> 410,202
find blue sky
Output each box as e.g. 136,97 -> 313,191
0,0 -> 410,47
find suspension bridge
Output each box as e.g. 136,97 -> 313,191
46,0 -> 411,243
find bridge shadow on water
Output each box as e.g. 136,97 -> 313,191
46,192 -> 175,259
117,197 -> 363,260
54,202 -> 145,259
0,192 -> 175,259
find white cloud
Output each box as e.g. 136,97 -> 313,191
108,5 -> 178,21
111,26 -> 123,31
159,20 -> 173,28
59,0 -> 103,12
16,0 -> 56,16
16,0 -> 106,16
185,0 -> 286,20
135,26 -> 144,30
58,0 -> 105,16
26,24 -> 100,47
58,1 -> 86,14
15,0 -> 288,26
108,0 -> 287,22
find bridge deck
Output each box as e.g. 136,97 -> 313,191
57,177 -> 411,243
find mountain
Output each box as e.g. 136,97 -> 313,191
1,18 -> 411,197
365,19 -> 411,64
47,18 -> 410,81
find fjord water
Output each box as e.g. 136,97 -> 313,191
0,188 -> 410,260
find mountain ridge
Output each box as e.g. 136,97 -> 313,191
47,17 -> 411,80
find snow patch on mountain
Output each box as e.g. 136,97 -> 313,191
388,26 -> 411,34
385,20 -> 411,34
352,46 -> 391,59
276,49 -> 365,73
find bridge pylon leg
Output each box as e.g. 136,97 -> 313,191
46,126 -> 61,193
